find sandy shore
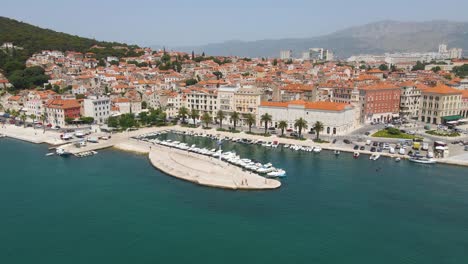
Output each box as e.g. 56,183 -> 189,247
148,144 -> 281,190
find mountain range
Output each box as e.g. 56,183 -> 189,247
164,20 -> 468,59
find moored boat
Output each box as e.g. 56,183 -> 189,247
353,152 -> 360,159
409,157 -> 436,164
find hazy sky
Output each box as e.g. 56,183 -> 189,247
2,0 -> 468,47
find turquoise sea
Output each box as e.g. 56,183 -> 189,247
1,136 -> 468,264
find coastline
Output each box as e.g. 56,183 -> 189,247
2,124 -> 468,169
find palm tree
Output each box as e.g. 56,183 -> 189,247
189,109 -> 199,126
313,121 -> 324,141
178,106 -> 189,124
216,110 -> 225,129
294,118 -> 308,137
40,114 -> 47,133
245,113 -> 255,133
230,111 -> 240,131
201,112 -> 212,128
30,114 -> 37,129
260,113 -> 272,135
20,113 -> 27,128
278,120 -> 288,136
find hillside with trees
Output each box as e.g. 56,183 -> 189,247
0,16 -> 139,90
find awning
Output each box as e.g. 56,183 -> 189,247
442,115 -> 462,121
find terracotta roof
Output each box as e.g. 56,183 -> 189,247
462,90 -> 468,99
260,100 -> 351,111
419,83 -> 462,95
45,99 -> 80,109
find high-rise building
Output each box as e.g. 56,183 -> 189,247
280,50 -> 292,60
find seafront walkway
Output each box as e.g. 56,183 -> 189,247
148,144 -> 281,190
3,123 -> 468,168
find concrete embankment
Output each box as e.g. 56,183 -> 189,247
148,144 -> 281,190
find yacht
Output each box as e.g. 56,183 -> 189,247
353,152 -> 360,159
369,154 -> 380,161
334,150 -> 340,155
313,146 -> 322,153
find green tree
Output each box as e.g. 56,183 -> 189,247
213,71 -> 223,79
245,113 -> 255,133
313,121 -> 324,141
30,114 -> 36,128
379,64 -> 389,71
260,113 -> 272,135
272,59 -> 278,66
142,101 -> 148,109
40,114 -> 47,132
189,109 -> 199,126
178,106 -> 189,124
65,117 -> 73,124
230,111 -> 240,131
201,112 -> 212,128
278,120 -> 288,136
216,110 -> 225,129
412,61 -> 425,71
431,66 -> 442,73
20,113 -> 27,127
185,78 -> 198,86
107,116 -> 119,128
138,112 -> 149,125
79,116 -> 94,124
294,118 -> 308,137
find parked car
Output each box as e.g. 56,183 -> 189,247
364,131 -> 371,136
343,139 -> 351,144
290,132 -> 298,137
286,128 -> 293,132
370,147 -> 376,152
360,146 -> 365,151
353,145 -> 359,150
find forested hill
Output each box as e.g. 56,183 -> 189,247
0,16 -> 136,55
0,16 -> 140,91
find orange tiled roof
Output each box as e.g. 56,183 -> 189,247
419,83 -> 462,95
45,99 -> 80,109
260,100 -> 350,111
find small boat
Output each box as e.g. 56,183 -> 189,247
0,133 -> 6,138
395,157 -> 401,162
56,147 -> 72,157
370,154 -> 380,161
409,157 -> 436,164
334,150 -> 340,155
353,152 -> 360,159
45,153 -> 55,156
313,147 -> 322,153
267,169 -> 286,178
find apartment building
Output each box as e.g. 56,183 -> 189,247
419,84 -> 463,124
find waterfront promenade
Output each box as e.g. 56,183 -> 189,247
2,123 -> 468,168
148,144 -> 281,190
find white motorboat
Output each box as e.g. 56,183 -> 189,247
313,147 -> 322,153
334,150 -> 340,155
267,169 -> 286,178
395,157 -> 401,162
56,147 -> 71,157
409,157 -> 436,164
370,154 -> 380,161
353,152 -> 360,159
